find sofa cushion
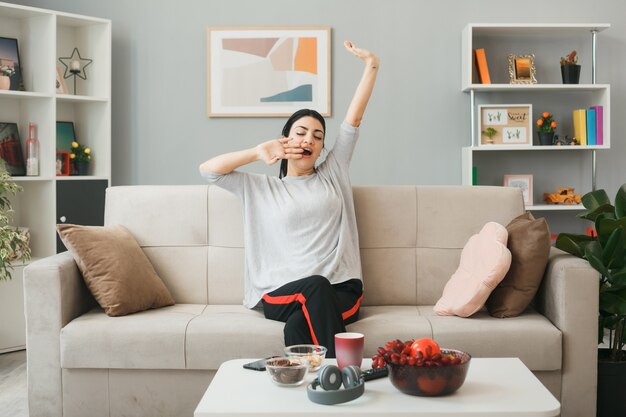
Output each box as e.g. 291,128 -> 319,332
62,304 -> 286,370
57,224 -> 175,316
486,212 -> 552,318
434,222 -> 511,317
185,305 -> 285,369
419,306 -> 562,371
60,304 -> 204,369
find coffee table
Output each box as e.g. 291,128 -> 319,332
194,358 -> 560,416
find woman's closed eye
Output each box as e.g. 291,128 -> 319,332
295,129 -> 323,141
297,133 -> 323,141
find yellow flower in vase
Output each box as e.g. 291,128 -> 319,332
70,141 -> 92,175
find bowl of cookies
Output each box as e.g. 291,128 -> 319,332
284,344 -> 327,372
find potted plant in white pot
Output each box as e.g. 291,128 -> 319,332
0,162 -> 31,280
556,184 -> 626,417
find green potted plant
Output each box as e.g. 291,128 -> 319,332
70,140 -> 92,175
560,50 -> 581,84
536,112 -> 557,146
481,127 -> 497,144
555,184 -> 626,417
0,163 -> 31,280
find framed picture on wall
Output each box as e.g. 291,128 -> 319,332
504,174 -> 533,206
206,26 -> 331,117
0,122 -> 26,176
478,104 -> 532,147
0,37 -> 24,91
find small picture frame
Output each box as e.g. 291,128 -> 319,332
55,65 -> 68,94
0,122 -> 26,176
56,151 -> 70,176
0,37 -> 24,91
478,104 -> 533,146
504,174 -> 533,206
508,54 -> 537,84
56,121 -> 76,153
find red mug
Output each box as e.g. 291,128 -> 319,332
335,332 -> 364,369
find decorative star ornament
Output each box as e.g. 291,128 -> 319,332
59,48 -> 93,80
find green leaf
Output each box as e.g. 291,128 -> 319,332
599,291 -> 626,315
582,189 -> 611,210
607,268 -> 626,288
555,233 -> 594,258
602,228 -> 626,269
577,204 -> 615,222
597,217 -> 626,248
586,242 -> 611,277
616,184 -> 626,218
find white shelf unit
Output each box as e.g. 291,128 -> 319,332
0,1 -> 111,352
461,23 -> 610,213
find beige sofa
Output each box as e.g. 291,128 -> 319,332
24,185 -> 599,417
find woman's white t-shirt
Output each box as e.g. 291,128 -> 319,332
202,122 -> 362,308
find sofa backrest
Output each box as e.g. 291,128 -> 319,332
104,185 -> 524,306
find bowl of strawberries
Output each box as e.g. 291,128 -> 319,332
372,338 -> 471,397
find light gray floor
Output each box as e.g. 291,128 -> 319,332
0,350 -> 28,417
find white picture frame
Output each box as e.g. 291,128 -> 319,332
206,26 -> 331,118
504,174 -> 533,206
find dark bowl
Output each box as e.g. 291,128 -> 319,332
387,349 -> 471,396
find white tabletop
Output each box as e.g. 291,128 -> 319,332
194,358 -> 560,417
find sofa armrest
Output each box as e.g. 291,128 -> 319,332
24,252 -> 95,417
535,246 -> 599,417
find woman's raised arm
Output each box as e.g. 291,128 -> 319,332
343,40 -> 380,128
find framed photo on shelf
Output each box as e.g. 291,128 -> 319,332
56,121 -> 76,153
55,65 -> 68,94
0,122 -> 26,176
56,151 -> 70,176
478,104 -> 532,146
206,26 -> 331,117
508,53 -> 537,84
504,174 -> 533,206
0,37 -> 24,91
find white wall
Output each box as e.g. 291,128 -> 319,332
5,1 -> 626,214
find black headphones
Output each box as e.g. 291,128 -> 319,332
306,365 -> 364,405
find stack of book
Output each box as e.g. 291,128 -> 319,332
573,105 -> 603,145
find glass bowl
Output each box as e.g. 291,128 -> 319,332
387,349 -> 471,396
265,357 -> 309,386
284,344 -> 327,372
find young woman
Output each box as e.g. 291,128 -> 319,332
199,40 -> 379,357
